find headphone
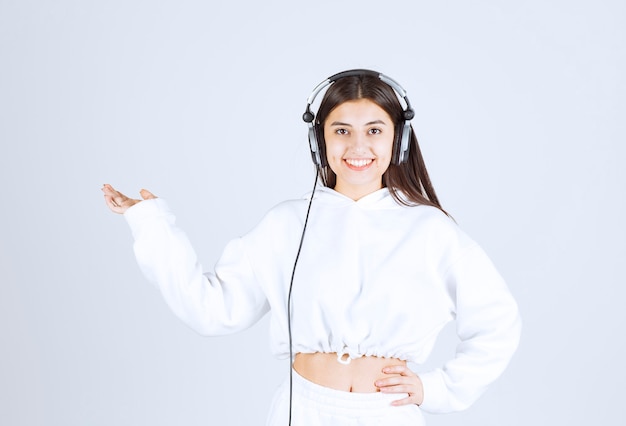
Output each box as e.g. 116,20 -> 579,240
302,69 -> 416,167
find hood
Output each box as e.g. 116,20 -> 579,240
304,186 -> 402,210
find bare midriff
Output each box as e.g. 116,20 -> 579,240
293,352 -> 406,393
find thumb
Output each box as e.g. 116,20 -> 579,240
139,189 -> 157,200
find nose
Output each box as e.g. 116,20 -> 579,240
350,132 -> 367,154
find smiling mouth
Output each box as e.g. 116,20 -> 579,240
345,158 -> 373,168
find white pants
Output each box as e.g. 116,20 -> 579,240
266,369 -> 425,426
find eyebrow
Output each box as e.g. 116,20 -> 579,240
329,120 -> 388,127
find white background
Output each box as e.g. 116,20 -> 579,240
1,0 -> 624,425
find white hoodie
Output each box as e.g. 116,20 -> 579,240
124,186 -> 521,414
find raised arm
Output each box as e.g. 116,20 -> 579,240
101,183 -> 270,336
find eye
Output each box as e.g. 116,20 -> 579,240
368,128 -> 382,135
335,128 -> 349,135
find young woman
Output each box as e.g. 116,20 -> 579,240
102,70 -> 521,425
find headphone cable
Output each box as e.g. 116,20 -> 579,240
287,170 -> 319,426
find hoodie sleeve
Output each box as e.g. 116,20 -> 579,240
418,243 -> 522,413
124,198 -> 269,335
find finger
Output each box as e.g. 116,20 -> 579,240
374,376 -> 412,388
377,380 -> 421,406
376,376 -> 416,392
103,185 -> 131,204
376,366 -> 413,389
390,394 -> 420,407
101,184 -> 118,197
111,193 -> 128,207
378,380 -> 421,406
378,382 -> 415,394
102,184 -> 139,213
140,188 -> 157,200
101,184 -> 125,202
103,191 -> 127,210
382,365 -> 414,376
103,195 -> 125,214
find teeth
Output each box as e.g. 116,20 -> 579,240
346,159 -> 373,167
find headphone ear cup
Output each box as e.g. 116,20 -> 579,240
307,124 -> 322,167
393,121 -> 412,164
314,123 -> 328,167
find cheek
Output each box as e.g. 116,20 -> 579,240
323,137 -> 342,158
378,138 -> 395,160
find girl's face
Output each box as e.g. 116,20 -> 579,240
323,99 -> 395,200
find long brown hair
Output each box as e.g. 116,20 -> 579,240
314,74 -> 447,214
